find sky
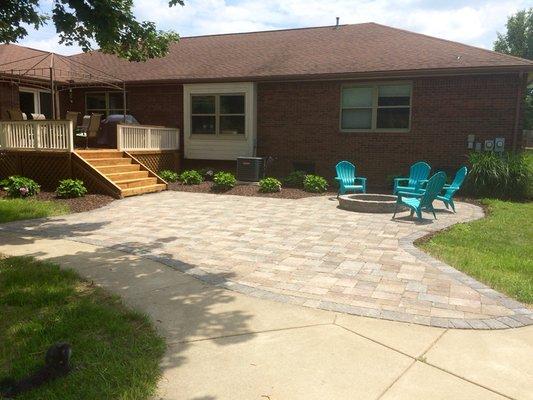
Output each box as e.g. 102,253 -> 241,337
18,0 -> 531,55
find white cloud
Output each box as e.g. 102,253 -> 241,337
15,0 -> 532,54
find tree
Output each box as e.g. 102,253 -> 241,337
494,8 -> 533,130
0,0 -> 184,62
494,8 -> 532,59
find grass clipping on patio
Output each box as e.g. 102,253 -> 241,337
0,256 -> 165,400
419,199 -> 533,305
0,199 -> 69,224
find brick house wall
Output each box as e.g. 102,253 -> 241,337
0,82 -> 20,120
59,73 -> 524,183
256,73 -> 524,187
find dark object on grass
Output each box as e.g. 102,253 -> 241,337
0,342 -> 72,398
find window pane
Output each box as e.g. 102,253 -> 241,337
377,108 -> 410,129
378,85 -> 411,106
19,92 -> 35,116
220,95 -> 244,114
192,96 -> 215,114
342,87 -> 373,108
108,92 -> 124,109
39,92 -> 52,119
220,115 -> 245,134
192,115 -> 215,134
86,93 -> 106,109
341,109 -> 372,129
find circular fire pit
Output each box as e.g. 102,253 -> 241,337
338,193 -> 407,213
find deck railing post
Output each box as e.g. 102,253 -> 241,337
33,122 -> 40,150
147,127 -> 152,150
117,125 -> 123,151
67,120 -> 74,152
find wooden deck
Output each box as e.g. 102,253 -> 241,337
0,120 -> 180,198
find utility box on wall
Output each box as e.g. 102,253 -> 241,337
495,137 -> 505,152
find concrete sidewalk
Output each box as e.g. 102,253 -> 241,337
1,232 -> 531,400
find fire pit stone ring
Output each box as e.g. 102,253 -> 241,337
337,193 -> 408,214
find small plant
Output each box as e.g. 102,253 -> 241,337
159,169 -> 179,183
179,170 -> 204,185
283,170 -> 306,188
56,179 -> 87,198
1,176 -> 40,198
259,177 -> 282,193
303,174 -> 328,193
213,171 -> 236,191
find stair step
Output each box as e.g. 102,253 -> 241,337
106,171 -> 150,181
76,150 -> 123,159
122,184 -> 166,197
98,164 -> 141,174
85,157 -> 132,166
116,177 -> 158,189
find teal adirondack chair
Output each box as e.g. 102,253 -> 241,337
393,171 -> 446,220
436,166 -> 468,213
393,161 -> 431,194
335,161 -> 367,196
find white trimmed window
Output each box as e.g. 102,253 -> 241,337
191,94 -> 245,135
341,83 -> 412,131
86,91 -> 127,116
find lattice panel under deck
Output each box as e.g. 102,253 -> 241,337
130,151 -> 180,173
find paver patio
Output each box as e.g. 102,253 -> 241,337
0,191 -> 531,328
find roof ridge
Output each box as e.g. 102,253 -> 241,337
369,22 -> 533,65
179,22 -> 373,40
66,22 -> 376,57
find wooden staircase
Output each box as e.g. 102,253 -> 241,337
75,150 -> 167,198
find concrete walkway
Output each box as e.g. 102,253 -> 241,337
0,233 -> 531,400
0,191 -> 531,328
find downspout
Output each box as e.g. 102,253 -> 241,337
512,72 -> 525,152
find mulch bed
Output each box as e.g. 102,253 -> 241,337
168,181 -> 337,199
0,190 -> 114,213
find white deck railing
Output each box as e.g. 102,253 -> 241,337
0,120 -> 74,152
117,124 -> 180,151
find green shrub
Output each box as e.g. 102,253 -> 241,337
213,171 -> 236,191
159,169 -> 179,183
1,176 -> 40,198
466,151 -> 532,199
303,174 -> 328,193
259,177 -> 282,193
283,170 -> 306,188
56,179 -> 87,198
179,170 -> 204,185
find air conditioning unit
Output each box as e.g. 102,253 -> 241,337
236,157 -> 264,181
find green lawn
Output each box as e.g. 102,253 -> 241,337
419,199 -> 533,304
0,199 -> 69,224
0,256 -> 165,400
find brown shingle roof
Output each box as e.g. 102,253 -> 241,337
69,23 -> 533,83
3,23 -> 533,84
